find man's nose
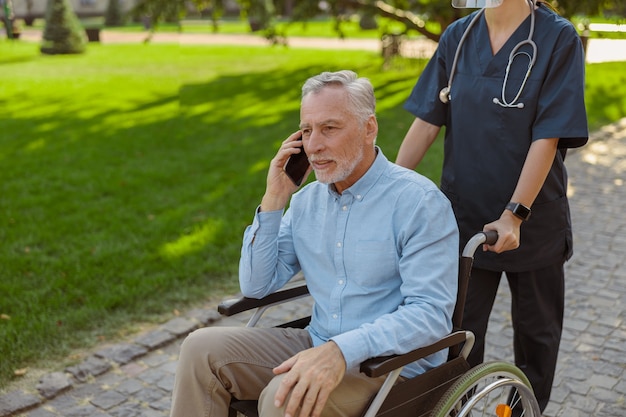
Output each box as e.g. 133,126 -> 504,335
306,131 -> 324,154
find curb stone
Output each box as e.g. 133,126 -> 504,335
0,311 -> 220,417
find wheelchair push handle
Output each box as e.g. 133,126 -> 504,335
461,230 -> 498,258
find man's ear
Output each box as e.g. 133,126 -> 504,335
365,115 -> 378,144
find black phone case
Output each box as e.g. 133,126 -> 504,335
284,147 -> 309,186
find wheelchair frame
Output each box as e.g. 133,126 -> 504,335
217,231 -> 541,417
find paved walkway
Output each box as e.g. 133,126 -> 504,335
14,28 -> 626,63
1,30 -> 625,417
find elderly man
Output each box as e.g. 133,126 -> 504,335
170,70 -> 459,417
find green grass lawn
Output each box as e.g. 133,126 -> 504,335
0,37 -> 624,390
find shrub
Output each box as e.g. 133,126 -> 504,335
40,0 -> 87,55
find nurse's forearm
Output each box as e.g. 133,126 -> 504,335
509,137 -> 559,208
396,118 -> 440,169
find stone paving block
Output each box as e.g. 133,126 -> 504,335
108,401 -> 146,417
23,407 -> 59,417
569,393 -> 599,414
134,387 -> 167,404
560,365 -> 592,380
160,317 -> 197,337
553,404 -> 582,417
0,390 -> 41,417
115,379 -> 145,396
36,372 -> 72,400
90,390 -> 127,410
96,370 -> 127,388
186,307 -> 221,326
156,374 -> 175,393
542,402 -> 560,417
589,385 -> 621,404
149,395 -> 171,413
65,355 -> 112,382
156,360 -> 177,375
65,403 -> 110,417
564,379 -> 592,396
41,391 -> 81,411
563,317 -> 590,332
588,373 -> 619,390
140,351 -> 171,369
120,362 -> 148,378
96,343 -> 149,365
136,368 -> 168,386
134,330 -> 177,350
595,403 -> 626,417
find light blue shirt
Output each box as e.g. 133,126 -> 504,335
239,148 -> 459,377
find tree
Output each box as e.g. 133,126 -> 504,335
105,0 -> 125,27
40,0 -> 87,55
2,0 -> 16,39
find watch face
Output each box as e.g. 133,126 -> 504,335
507,202 -> 531,221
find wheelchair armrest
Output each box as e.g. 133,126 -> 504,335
360,331 -> 467,378
217,284 -> 310,316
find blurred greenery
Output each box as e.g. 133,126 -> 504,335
0,35 -> 624,390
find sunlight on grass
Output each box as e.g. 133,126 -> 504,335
25,138 -> 46,152
250,160 -> 269,175
160,219 -> 223,259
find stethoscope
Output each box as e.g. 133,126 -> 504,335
439,0 -> 537,109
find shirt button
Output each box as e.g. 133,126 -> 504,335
337,242 -> 342,248
338,279 -> 344,285
332,314 -> 338,319
356,195 -> 362,200
342,205 -> 348,211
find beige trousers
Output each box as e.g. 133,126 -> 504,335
169,326 -> 387,417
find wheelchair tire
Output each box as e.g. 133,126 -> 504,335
431,361 -> 541,417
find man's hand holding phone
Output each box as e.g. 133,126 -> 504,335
260,132 -> 311,212
284,135 -> 310,187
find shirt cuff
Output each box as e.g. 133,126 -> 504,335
252,206 -> 283,235
330,331 -> 369,371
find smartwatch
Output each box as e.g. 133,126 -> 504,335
506,202 -> 531,221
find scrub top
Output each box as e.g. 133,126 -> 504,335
404,5 -> 588,272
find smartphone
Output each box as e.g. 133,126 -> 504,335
284,145 -> 309,186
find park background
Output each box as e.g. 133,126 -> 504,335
1,0 -> 625,400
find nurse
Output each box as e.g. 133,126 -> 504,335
396,0 -> 588,412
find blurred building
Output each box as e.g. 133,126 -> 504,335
8,0 -> 138,21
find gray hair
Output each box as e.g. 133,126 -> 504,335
301,70 -> 376,123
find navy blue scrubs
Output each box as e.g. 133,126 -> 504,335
405,5 -> 588,271
404,4 -> 588,411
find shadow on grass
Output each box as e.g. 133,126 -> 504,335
0,54 -> 38,66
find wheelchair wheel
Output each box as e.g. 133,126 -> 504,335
431,361 -> 541,417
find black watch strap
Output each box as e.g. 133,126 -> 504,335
506,202 -> 531,221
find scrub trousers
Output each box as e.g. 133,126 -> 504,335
169,326 -> 387,417
461,264 -> 564,412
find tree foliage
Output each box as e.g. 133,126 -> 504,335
132,0 -> 624,44
40,0 -> 87,55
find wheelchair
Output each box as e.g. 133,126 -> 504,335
218,231 -> 541,417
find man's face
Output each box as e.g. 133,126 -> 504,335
299,86 -> 377,193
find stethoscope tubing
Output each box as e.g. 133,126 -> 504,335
439,0 -> 537,108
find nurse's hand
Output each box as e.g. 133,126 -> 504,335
483,211 -> 522,253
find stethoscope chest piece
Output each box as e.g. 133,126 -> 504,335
439,86 -> 451,104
